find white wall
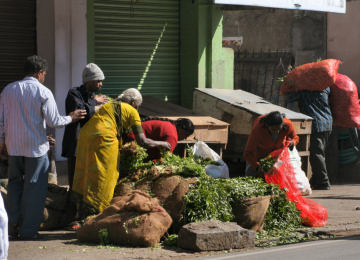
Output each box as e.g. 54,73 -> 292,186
328,1 -> 360,87
37,0 -> 87,160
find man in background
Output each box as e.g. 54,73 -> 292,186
288,88 -> 332,190
0,55 -> 86,239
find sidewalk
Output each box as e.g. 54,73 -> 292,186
304,184 -> 360,235
7,184 -> 360,260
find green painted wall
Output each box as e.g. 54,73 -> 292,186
180,0 -> 234,108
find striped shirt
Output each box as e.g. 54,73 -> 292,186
288,88 -> 333,133
0,77 -> 72,157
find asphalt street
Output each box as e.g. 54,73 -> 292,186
194,235 -> 360,260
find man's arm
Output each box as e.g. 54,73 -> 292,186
43,89 -> 86,127
66,90 -> 95,126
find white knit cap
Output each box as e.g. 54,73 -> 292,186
82,63 -> 105,83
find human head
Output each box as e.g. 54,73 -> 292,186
82,63 -> 105,92
117,88 -> 143,109
174,118 -> 195,140
24,55 -> 48,83
261,111 -> 285,135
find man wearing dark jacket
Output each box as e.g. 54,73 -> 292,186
62,63 -> 108,189
288,88 -> 333,190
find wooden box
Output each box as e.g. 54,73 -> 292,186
163,116 -> 229,156
193,88 -> 313,178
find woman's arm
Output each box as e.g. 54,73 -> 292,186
134,132 -> 171,150
286,119 -> 299,146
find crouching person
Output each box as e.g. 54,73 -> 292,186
244,111 -> 299,178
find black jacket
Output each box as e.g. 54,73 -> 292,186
61,85 -> 97,157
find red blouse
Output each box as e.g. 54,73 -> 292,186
243,116 -> 299,171
128,120 -> 178,160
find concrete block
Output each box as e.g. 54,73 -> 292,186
178,220 -> 255,251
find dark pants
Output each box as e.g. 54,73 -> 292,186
67,156 -> 76,190
309,131 -> 331,188
7,154 -> 49,237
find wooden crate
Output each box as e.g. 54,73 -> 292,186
193,88 -> 313,178
163,116 -> 229,157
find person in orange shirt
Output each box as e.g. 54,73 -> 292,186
243,111 -> 299,178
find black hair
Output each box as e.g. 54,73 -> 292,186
260,111 -> 285,126
24,55 -> 48,75
142,116 -> 194,135
174,118 -> 195,135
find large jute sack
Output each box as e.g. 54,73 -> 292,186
330,73 -> 360,129
77,190 -> 172,247
152,175 -> 197,228
232,195 -> 271,231
280,59 -> 340,94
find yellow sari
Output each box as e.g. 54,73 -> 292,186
72,101 -> 142,213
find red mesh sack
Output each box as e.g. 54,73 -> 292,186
330,73 -> 360,129
280,59 -> 341,94
264,147 -> 328,227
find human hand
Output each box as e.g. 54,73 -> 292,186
69,109 -> 87,123
94,95 -> 109,105
47,135 -> 56,147
285,139 -> 294,150
161,142 -> 171,151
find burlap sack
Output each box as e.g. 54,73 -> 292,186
40,206 -> 75,230
40,184 -> 76,230
77,190 -> 172,247
152,176 -> 197,224
232,195 -> 271,231
45,184 -> 69,210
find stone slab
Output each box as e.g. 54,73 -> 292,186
177,220 -> 255,251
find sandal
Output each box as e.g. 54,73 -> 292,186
65,221 -> 81,231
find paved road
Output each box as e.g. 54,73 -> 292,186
193,235 -> 360,260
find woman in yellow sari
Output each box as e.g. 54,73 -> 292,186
72,88 -> 170,220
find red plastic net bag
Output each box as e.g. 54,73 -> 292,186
330,73 -> 360,129
280,59 -> 341,94
264,147 -> 328,227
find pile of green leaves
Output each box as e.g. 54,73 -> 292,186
156,149 -> 208,178
182,177 -> 279,223
119,143 -> 302,241
256,192 -> 302,246
182,176 -> 301,234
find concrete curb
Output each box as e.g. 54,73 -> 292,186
297,222 -> 360,236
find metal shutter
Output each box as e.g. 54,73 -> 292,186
0,0 -> 36,91
90,0 -> 180,103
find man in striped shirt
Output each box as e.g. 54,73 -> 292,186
288,88 -> 333,190
0,55 -> 86,240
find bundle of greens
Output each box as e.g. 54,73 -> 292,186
258,155 -> 278,173
119,142 -> 153,174
156,149 -> 207,178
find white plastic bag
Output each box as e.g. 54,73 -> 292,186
289,147 -> 312,196
193,141 -> 229,178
